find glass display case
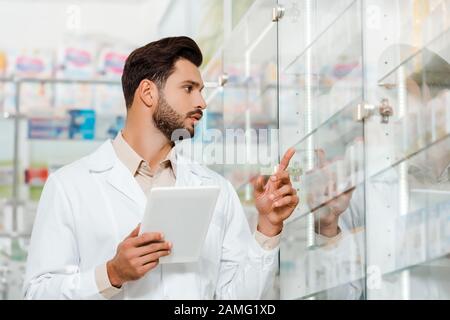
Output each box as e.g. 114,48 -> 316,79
206,0 -> 449,299
278,0 -> 450,300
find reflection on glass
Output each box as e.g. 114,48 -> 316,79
280,205 -> 366,299
366,137 -> 450,299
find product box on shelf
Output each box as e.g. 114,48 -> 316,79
56,39 -> 98,79
6,50 -> 54,114
0,52 -> 8,114
97,46 -> 129,80
0,51 -> 6,77
24,167 -> 49,187
68,109 -> 96,140
28,117 -> 69,140
9,49 -> 54,78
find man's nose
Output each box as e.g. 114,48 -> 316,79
196,93 -> 207,110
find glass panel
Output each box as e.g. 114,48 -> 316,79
196,0 -> 225,65
363,0 -> 450,299
222,0 -> 278,208
278,0 -> 366,299
232,0 -> 256,28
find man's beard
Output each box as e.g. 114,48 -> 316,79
153,94 -> 194,143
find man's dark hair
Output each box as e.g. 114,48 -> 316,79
121,36 -> 203,108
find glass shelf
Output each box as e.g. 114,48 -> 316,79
290,96 -> 362,151
280,211 -> 366,299
367,254 -> 450,300
283,98 -> 364,220
282,0 -> 360,75
376,1 -> 450,86
377,26 -> 450,87
278,0 -> 357,72
369,132 -> 450,187
283,253 -> 450,300
365,134 -> 450,286
365,34 -> 450,179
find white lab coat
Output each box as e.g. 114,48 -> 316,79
23,140 -> 278,300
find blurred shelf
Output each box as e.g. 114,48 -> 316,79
4,110 -> 124,119
25,137 -> 109,143
0,77 -> 120,85
0,232 -> 31,239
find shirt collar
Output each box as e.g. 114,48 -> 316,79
112,132 -> 177,177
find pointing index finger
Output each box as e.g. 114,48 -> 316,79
278,148 -> 295,172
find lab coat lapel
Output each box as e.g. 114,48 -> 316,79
87,140 -> 146,211
107,161 -> 147,210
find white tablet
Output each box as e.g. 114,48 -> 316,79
140,186 -> 220,264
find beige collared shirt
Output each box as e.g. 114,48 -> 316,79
96,132 -> 280,299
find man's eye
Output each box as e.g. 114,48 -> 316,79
184,86 -> 193,93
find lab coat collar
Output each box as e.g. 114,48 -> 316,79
85,140 -> 207,209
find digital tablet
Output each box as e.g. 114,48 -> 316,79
140,186 -> 220,264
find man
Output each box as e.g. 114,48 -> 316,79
23,36 -> 299,299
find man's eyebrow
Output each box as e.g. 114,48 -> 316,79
181,80 -> 205,90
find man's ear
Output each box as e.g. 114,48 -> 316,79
137,79 -> 159,108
